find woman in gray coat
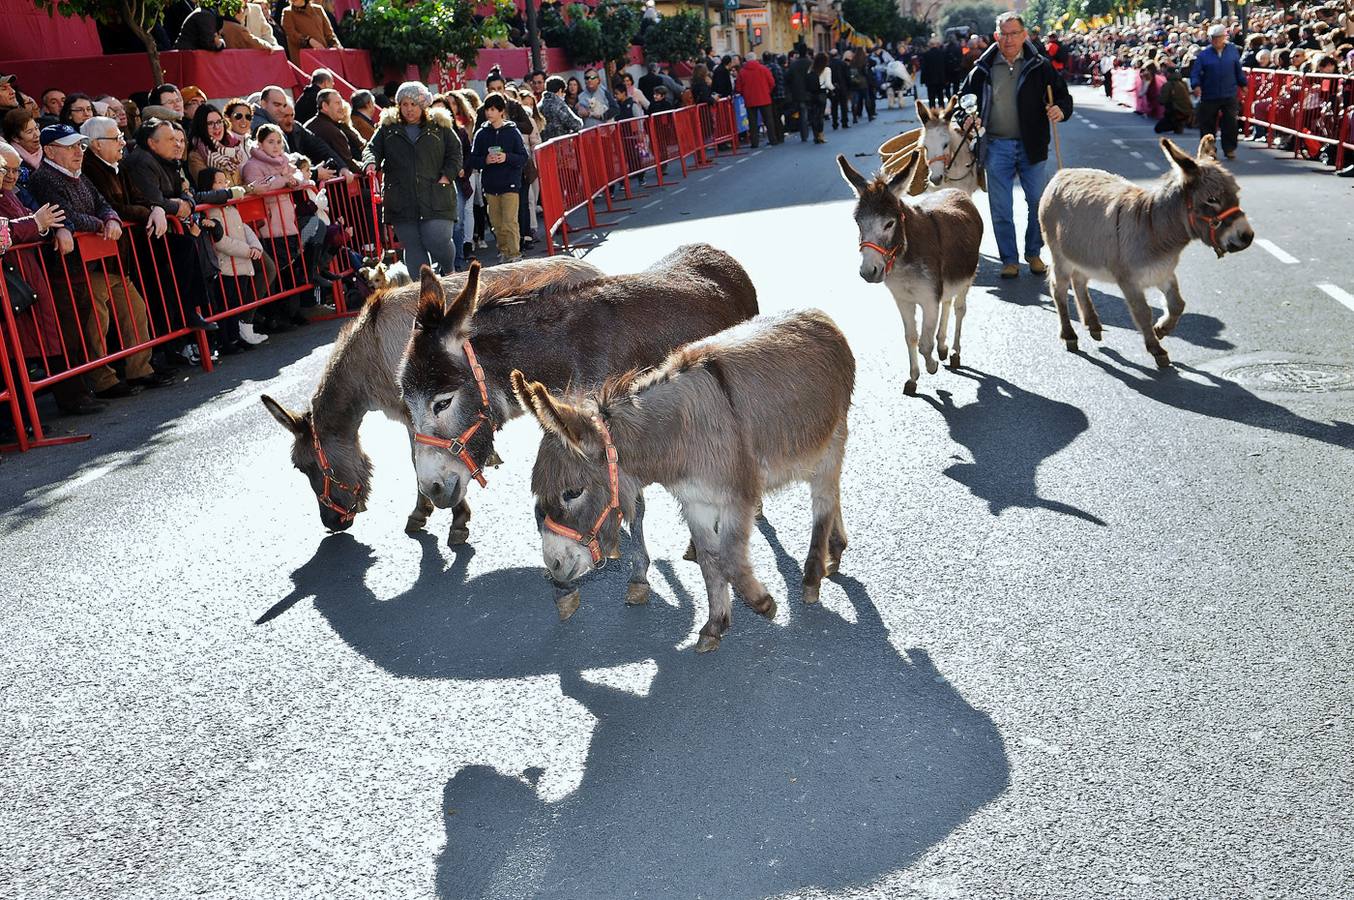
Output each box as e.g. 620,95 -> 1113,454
361,81 -> 462,275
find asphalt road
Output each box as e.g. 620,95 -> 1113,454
3,86 -> 1352,900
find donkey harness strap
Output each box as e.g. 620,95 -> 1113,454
542,415 -> 623,566
859,235 -> 902,274
412,340 -> 494,488
1186,198 -> 1243,254
312,429 -> 363,523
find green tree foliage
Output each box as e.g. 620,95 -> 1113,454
642,8 -> 706,64
1024,0 -> 1058,31
596,0 -> 643,70
542,1 -> 640,71
940,1 -> 1005,37
337,0 -> 507,81
841,0 -> 932,44
31,0 -> 241,86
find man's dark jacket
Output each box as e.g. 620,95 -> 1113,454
84,154 -> 154,225
306,111 -> 363,171
960,40 -> 1073,166
786,56 -> 813,104
294,83 -> 322,126
283,118 -> 344,171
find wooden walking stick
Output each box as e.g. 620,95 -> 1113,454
1047,85 -> 1064,170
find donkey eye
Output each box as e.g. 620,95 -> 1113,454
432,398 -> 451,415
1207,196 -> 1221,205
883,219 -> 894,229
562,489 -> 582,503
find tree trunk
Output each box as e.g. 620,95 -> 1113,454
121,0 -> 165,88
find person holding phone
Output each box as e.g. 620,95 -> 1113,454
467,93 -> 527,263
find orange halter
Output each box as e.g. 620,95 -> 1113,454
312,429 -> 363,524
859,232 -> 903,274
1187,197 -> 1244,255
542,415 -> 622,566
413,340 -> 494,488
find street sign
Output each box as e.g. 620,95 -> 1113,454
725,0 -> 738,10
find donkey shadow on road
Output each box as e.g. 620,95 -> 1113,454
257,527 -> 1010,900
919,367 -> 1107,525
1084,348 -> 1354,450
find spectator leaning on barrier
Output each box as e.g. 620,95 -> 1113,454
188,103 -> 250,185
1191,24 -> 1247,161
961,11 -> 1072,280
281,0 -> 341,65
361,81 -> 461,276
0,140 -> 106,415
27,124 -> 176,397
196,166 -> 268,348
240,123 -> 307,331
539,76 -> 584,141
306,88 -> 364,173
468,93 -> 526,264
350,90 -> 378,142
80,116 -> 169,242
295,69 -> 333,125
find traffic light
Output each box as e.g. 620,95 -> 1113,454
752,25 -> 764,46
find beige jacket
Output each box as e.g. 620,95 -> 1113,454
281,3 -> 340,64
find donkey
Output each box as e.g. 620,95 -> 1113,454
260,257 -> 602,539
397,243 -> 759,558
838,151 -> 983,394
915,99 -> 984,195
513,309 -> 855,652
1038,136 -> 1254,368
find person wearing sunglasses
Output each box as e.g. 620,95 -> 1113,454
576,68 -> 617,126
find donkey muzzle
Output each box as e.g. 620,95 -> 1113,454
1224,217 -> 1255,254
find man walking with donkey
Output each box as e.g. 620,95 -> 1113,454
961,11 -> 1073,280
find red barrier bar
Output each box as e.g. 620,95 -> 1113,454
1240,69 -> 1354,161
0,304 -> 28,451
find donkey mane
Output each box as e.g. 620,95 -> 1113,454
596,343 -> 716,414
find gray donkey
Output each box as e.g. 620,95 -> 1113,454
1038,135 -> 1254,368
261,258 -> 601,538
513,310 -> 855,652
838,151 -> 982,394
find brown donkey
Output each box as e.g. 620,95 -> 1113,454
260,258 -> 601,538
1038,136 -> 1254,368
513,310 -> 855,653
397,243 -> 759,542
838,151 -> 982,393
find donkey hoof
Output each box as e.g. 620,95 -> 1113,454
903,380 -> 917,396
751,594 -> 777,619
925,357 -> 939,375
404,516 -> 427,534
937,345 -> 949,360
447,526 -> 470,546
803,582 -> 820,605
682,541 -> 698,562
1153,351 -> 1173,370
1063,337 -> 1079,353
1089,328 -> 1104,342
694,633 -> 722,653
948,351 -> 961,369
556,590 -> 581,621
625,582 -> 650,606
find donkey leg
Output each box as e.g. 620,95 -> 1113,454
1071,273 -> 1103,341
624,493 -> 652,606
949,280 -> 972,368
406,491 -> 434,534
918,296 -> 941,375
897,300 -> 921,395
715,502 -> 777,620
447,500 -> 472,546
935,296 -> 953,362
804,424 -> 848,603
1050,268 -> 1078,351
828,506 -> 849,576
686,507 -> 732,653
1121,284 -> 1172,368
1154,277 -> 1186,339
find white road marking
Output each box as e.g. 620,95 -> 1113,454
699,172 -> 718,181
1087,122 -> 1100,129
1246,159 -> 1260,164
671,186 -> 686,194
642,198 -> 663,209
1129,150 -> 1143,158
1143,161 -> 1160,170
1255,239 -> 1299,265
1317,283 -> 1354,314
1112,138 -> 1125,146
734,155 -> 750,164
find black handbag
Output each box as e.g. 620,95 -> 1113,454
3,257 -> 38,315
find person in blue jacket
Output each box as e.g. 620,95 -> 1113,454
1190,24 -> 1247,160
468,93 -> 527,263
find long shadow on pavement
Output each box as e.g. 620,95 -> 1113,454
919,368 -> 1107,525
1083,348 -> 1354,450
260,526 -> 1010,900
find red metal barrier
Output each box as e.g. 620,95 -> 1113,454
1240,69 -> 1354,164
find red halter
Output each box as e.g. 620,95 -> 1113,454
1187,197 -> 1244,256
413,340 -> 494,488
542,415 -> 622,566
312,429 -> 363,524
859,236 -> 902,274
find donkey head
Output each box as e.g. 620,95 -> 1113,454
261,394 -> 372,532
917,98 -> 962,187
512,370 -> 632,587
838,153 -> 922,283
1161,137 -> 1254,258
398,263 -> 497,510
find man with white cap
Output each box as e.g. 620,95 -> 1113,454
1190,24 -> 1247,160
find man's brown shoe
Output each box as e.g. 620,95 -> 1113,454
1026,256 -> 1047,275
1000,264 -> 1019,279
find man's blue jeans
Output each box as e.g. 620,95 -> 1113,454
452,191 -> 469,270
985,137 -> 1049,265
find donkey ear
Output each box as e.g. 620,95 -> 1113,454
914,99 -> 930,123
442,260 -> 481,335
261,394 -> 308,437
1161,138 -> 1200,179
1196,133 -> 1217,161
510,369 -> 595,454
940,95 -> 957,122
415,264 -> 444,324
836,154 -> 870,197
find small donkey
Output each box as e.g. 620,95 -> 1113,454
513,310 -> 855,653
915,99 -> 985,195
838,151 -> 982,394
1039,135 -> 1254,368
